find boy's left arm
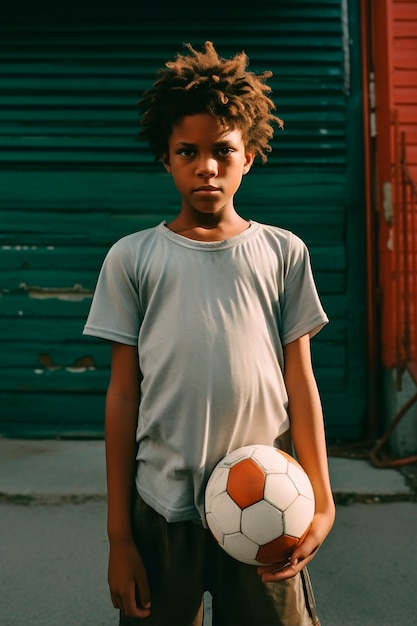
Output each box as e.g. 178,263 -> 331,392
258,333 -> 335,583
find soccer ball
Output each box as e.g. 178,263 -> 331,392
205,444 -> 315,566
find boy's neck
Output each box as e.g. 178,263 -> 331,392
166,213 -> 250,242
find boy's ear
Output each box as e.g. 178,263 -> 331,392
243,152 -> 255,175
162,153 -> 172,174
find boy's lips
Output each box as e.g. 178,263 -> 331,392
194,185 -> 220,192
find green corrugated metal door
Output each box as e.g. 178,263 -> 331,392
0,0 -> 366,439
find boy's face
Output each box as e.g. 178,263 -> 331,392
162,113 -> 254,219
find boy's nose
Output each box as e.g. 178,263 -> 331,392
196,157 -> 218,177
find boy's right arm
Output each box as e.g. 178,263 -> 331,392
105,342 -> 151,619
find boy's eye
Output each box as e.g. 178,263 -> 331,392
178,149 -> 195,157
176,146 -> 234,158
218,147 -> 233,156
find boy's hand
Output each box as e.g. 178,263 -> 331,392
256,511 -> 331,583
108,539 -> 151,618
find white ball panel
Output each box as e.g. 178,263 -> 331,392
221,445 -> 257,468
210,491 -> 242,535
284,495 -> 315,537
223,532 -> 260,564
251,445 -> 288,473
205,466 -> 229,512
241,500 -> 284,544
263,473 -> 299,510
287,462 -> 315,500
205,512 -> 224,544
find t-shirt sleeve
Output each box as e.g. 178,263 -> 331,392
280,233 -> 329,345
83,240 -> 141,345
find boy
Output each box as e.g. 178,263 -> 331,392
84,41 -> 335,626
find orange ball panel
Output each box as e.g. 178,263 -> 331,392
256,534 -> 299,565
228,459 -> 265,508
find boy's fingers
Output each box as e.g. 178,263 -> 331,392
258,558 -> 304,582
109,580 -> 151,619
110,591 -> 120,609
257,541 -> 321,582
135,570 -> 151,608
291,541 -> 319,566
120,586 -> 151,619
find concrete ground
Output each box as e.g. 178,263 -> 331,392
0,438 -> 416,626
0,438 -> 412,504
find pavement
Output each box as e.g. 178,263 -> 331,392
1,438 -> 417,626
0,437 -> 414,502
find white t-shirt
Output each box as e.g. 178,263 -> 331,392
84,220 -> 328,523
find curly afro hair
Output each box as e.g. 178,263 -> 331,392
138,41 -> 283,163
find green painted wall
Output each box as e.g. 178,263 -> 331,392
0,0 -> 366,439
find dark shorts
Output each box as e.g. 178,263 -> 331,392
120,494 -> 320,626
